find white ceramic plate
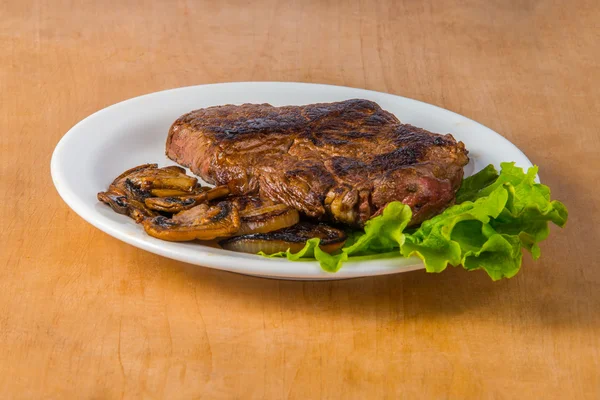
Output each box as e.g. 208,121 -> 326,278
51,82 -> 533,280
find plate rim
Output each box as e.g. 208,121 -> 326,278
51,81 -> 534,280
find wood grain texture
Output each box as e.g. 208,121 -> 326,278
1,0 -> 599,398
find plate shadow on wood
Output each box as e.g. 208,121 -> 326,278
152,254 -> 598,334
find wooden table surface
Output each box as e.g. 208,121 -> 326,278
2,0 -> 599,398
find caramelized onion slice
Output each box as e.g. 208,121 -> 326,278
144,186 -> 230,213
230,196 -> 300,235
142,201 -> 240,241
220,222 -> 347,254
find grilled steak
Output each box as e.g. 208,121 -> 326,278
166,99 -> 469,227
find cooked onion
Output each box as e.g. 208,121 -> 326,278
237,204 -> 300,235
220,222 -> 347,254
221,239 -> 308,255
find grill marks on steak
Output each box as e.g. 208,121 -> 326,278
166,99 -> 469,227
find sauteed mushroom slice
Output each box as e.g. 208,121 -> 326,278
97,187 -> 157,222
127,171 -> 198,192
127,199 -> 159,222
220,222 -> 347,254
111,164 -> 199,201
144,186 -> 230,213
142,201 -> 240,241
98,163 -> 203,221
97,188 -> 129,215
110,163 -> 158,186
230,196 -> 300,235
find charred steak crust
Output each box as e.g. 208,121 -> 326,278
166,99 -> 469,227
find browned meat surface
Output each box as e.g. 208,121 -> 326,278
166,99 -> 469,227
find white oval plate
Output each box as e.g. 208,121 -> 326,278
51,82 -> 533,280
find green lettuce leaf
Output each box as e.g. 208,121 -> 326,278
401,184 -> 510,274
259,162 -> 568,280
455,164 -> 499,203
